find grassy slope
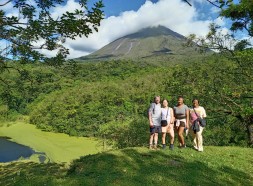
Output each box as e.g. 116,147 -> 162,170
0,146 -> 252,185
0,122 -> 101,163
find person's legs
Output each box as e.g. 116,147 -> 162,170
196,126 -> 204,151
154,132 -> 159,149
149,126 -> 155,149
177,127 -> 181,146
189,127 -> 198,149
149,133 -> 154,149
168,124 -> 174,149
162,132 -> 166,149
161,126 -> 167,148
178,126 -> 185,147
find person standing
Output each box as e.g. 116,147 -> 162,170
148,96 -> 162,150
173,96 -> 189,148
190,99 -> 207,152
161,99 -> 175,150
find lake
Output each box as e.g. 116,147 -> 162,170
0,122 -> 101,163
0,137 -> 47,163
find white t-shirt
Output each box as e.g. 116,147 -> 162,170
161,107 -> 172,122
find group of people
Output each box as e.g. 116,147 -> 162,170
148,96 -> 207,152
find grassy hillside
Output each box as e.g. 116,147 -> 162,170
0,146 -> 252,185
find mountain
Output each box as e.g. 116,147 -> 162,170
77,25 -> 203,62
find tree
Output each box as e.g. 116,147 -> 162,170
0,0 -> 104,67
185,23 -> 253,146
183,1 -> 253,36
209,0 -> 253,37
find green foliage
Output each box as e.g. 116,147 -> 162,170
0,0 -> 104,65
0,56 -> 251,147
98,116 -> 148,149
220,0 -> 253,36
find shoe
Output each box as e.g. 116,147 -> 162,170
162,144 -> 166,149
180,144 -> 186,148
198,148 -> 203,152
153,145 -> 157,150
149,145 -> 153,150
169,144 -> 174,150
193,146 -> 198,150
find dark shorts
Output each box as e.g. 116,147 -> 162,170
174,120 -> 186,128
150,126 -> 161,134
179,121 -> 185,127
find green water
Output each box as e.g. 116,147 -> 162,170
0,122 -> 102,163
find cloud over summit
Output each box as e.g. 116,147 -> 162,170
65,0 -> 219,59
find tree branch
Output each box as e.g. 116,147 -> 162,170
0,0 -> 12,7
183,0 -> 192,6
206,0 -> 220,8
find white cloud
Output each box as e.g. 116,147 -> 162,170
63,0 -> 216,59
50,0 -> 81,19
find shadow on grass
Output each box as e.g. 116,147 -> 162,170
1,148 -> 252,185
0,162 -> 66,186
68,148 -> 252,186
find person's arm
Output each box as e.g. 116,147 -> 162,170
186,108 -> 189,129
202,107 -> 207,118
170,108 -> 174,124
148,105 -> 153,127
149,112 -> 153,127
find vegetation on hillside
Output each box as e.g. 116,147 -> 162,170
0,52 -> 251,147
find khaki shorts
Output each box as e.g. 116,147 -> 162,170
162,124 -> 174,134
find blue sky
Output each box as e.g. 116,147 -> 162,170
2,0 -> 247,59
87,0 -> 218,18
88,0 -> 160,17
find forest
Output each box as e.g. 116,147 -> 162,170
0,48 -> 252,148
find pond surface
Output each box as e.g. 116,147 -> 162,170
0,137 -> 47,163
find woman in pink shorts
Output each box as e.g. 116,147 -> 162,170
161,99 -> 175,150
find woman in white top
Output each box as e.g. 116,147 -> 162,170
161,99 -> 174,150
189,99 -> 207,152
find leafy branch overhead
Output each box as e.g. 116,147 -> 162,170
183,0 -> 253,37
0,0 -> 104,65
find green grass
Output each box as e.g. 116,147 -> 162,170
0,122 -> 102,163
0,146 -> 252,185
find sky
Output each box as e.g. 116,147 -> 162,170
2,0 -> 246,59
64,0 -> 224,58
